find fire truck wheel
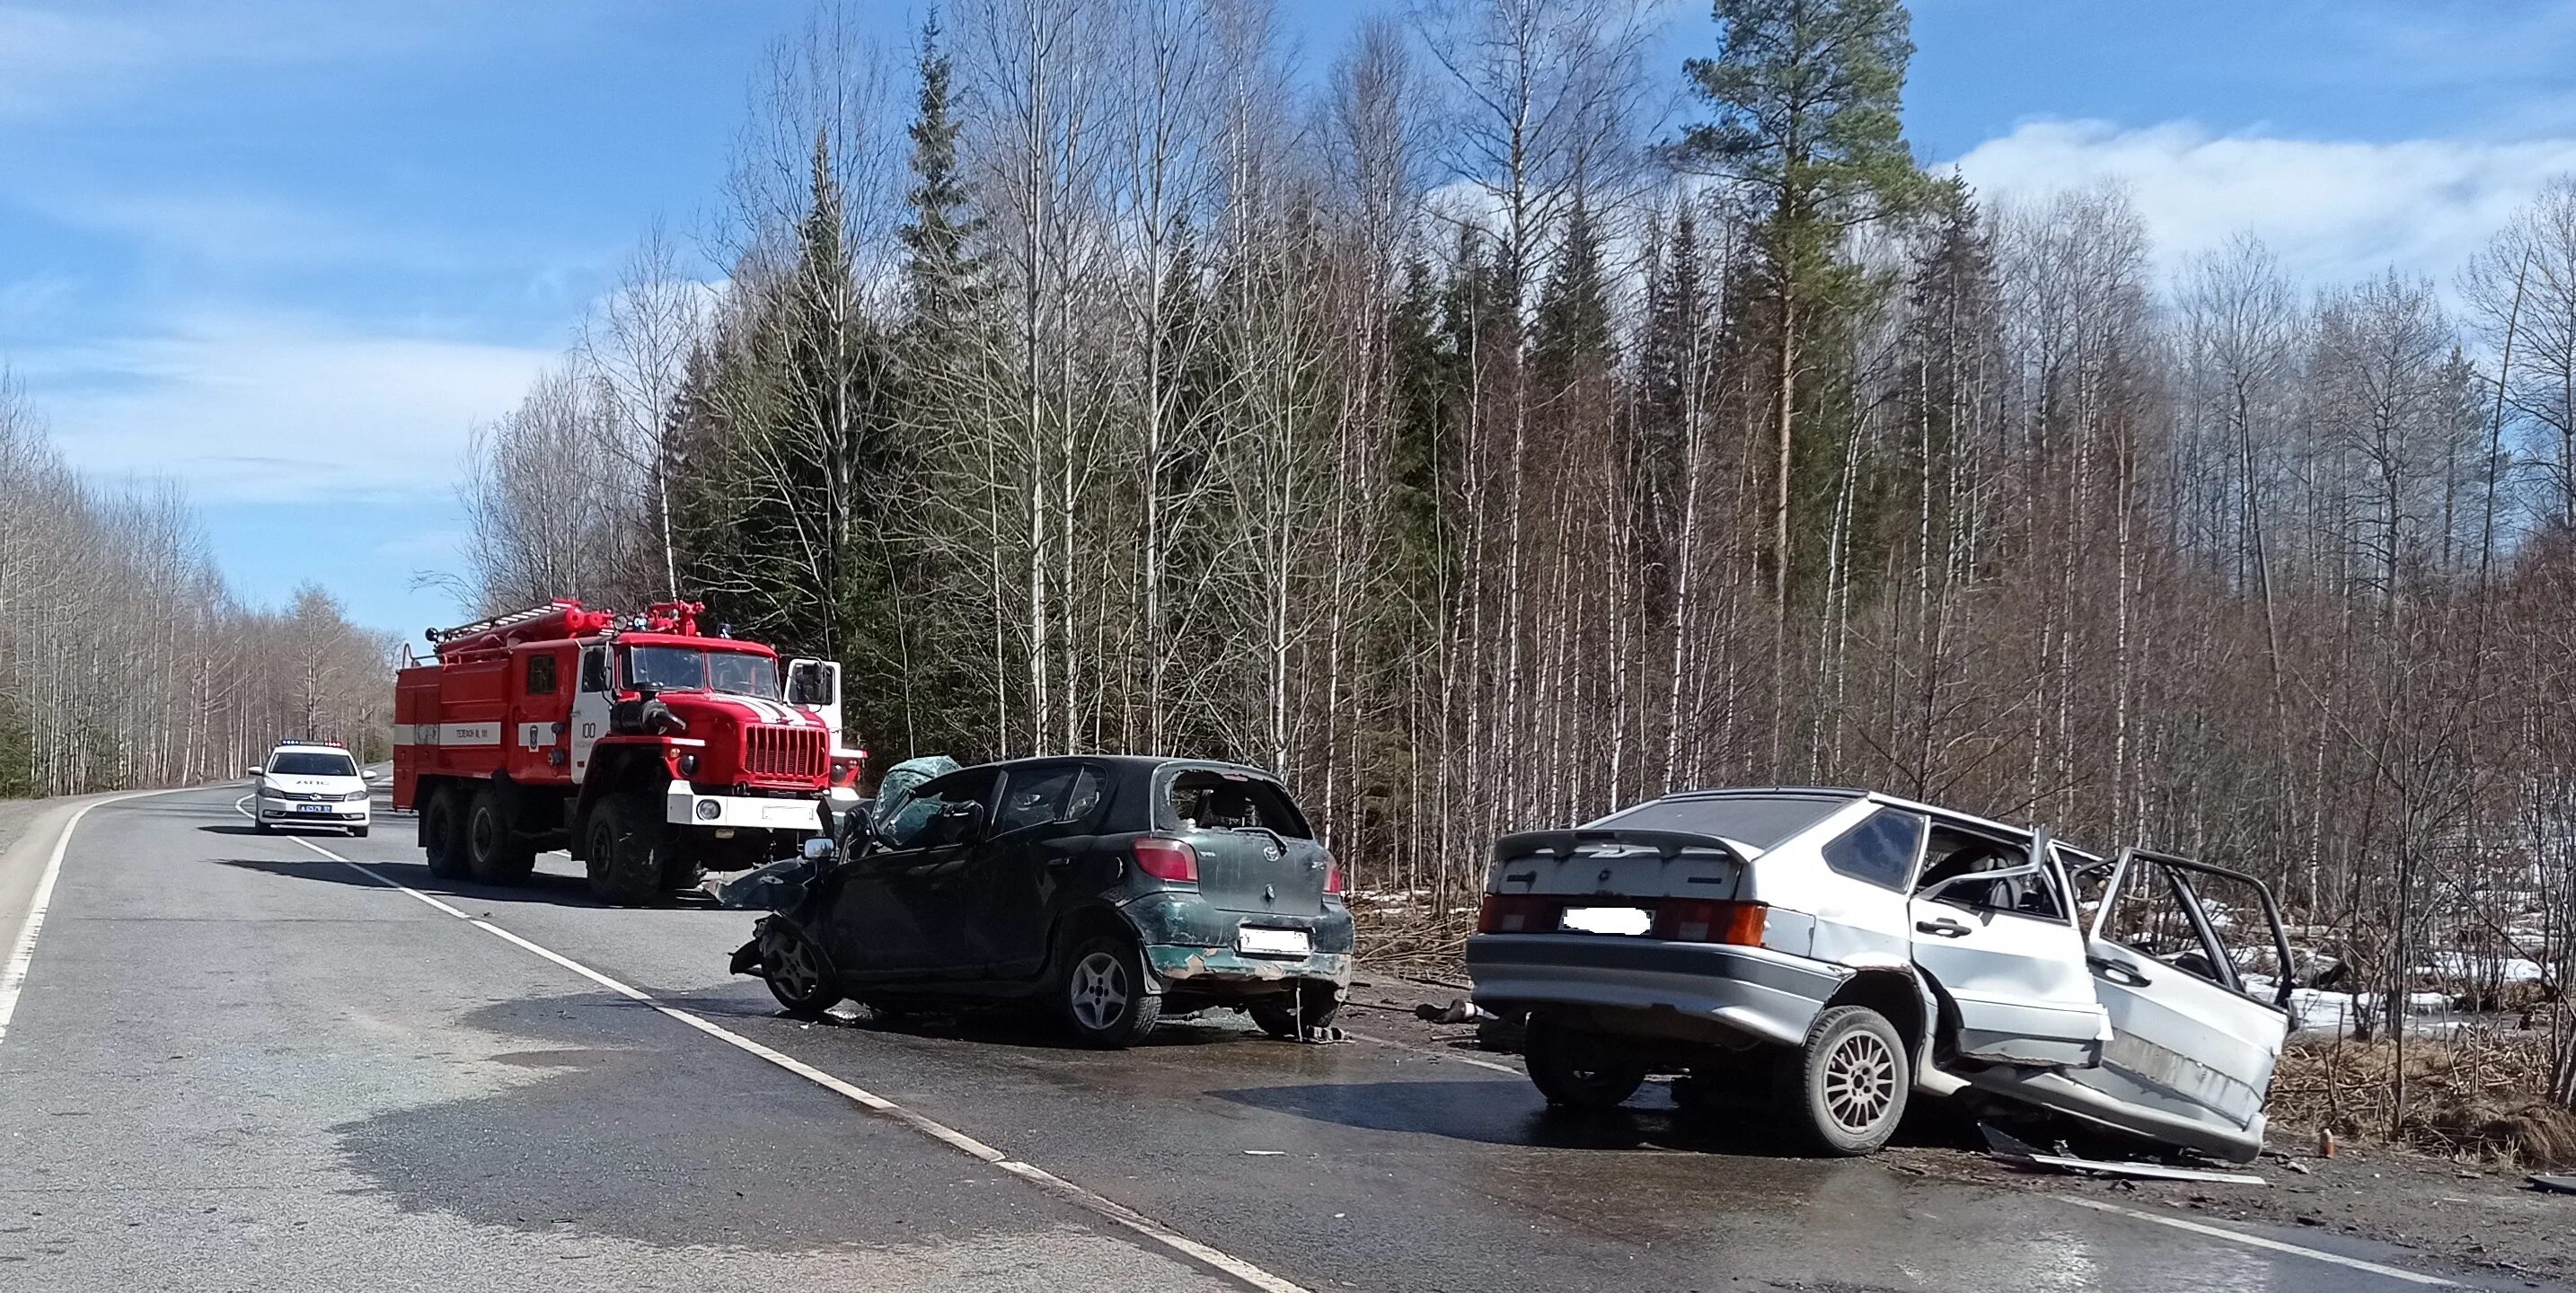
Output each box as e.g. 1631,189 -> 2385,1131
583,792 -> 666,908
422,789 -> 471,881
464,787 -> 536,884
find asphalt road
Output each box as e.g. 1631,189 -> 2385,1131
0,784 -> 2547,1292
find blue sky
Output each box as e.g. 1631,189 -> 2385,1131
4,0 -> 2573,638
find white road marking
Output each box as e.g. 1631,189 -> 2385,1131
272,831 -> 1312,1293
1,787 -> 196,1050
243,805 -> 2463,1292
2054,1195 -> 2463,1287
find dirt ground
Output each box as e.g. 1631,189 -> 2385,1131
0,798 -> 51,860
1345,966 -> 2576,1286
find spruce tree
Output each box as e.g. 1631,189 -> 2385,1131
1533,195 -> 1613,388
885,11 -> 993,759
1900,173 -> 1998,580
899,13 -> 980,340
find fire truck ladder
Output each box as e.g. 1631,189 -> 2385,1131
425,601 -> 579,645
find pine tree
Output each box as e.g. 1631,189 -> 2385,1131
1672,0 -> 1928,603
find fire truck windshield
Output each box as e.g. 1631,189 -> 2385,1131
624,646 -> 780,699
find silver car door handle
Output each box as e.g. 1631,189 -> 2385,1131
1915,919 -> 1972,937
2087,955 -> 2153,986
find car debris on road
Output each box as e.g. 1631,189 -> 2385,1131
1416,998 -> 1498,1025
1981,1124 -> 2270,1186
1468,787 -> 2298,1162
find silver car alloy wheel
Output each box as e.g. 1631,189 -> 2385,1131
1069,951 -> 1129,1032
1822,1027 -> 1897,1134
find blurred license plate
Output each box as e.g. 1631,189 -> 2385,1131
1238,927 -> 1311,957
295,804 -> 331,814
1559,906 -> 1652,936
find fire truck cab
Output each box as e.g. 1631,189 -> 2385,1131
393,600 -> 861,905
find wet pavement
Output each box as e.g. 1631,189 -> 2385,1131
0,786 -> 2553,1291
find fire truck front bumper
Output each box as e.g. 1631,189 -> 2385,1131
664,786 -> 829,834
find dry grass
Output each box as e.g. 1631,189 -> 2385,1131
2270,1025 -> 2576,1167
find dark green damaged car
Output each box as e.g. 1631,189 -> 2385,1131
731,755 -> 1352,1047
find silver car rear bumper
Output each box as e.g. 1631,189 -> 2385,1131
1466,934 -> 1848,1048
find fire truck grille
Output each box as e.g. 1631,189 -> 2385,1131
743,725 -> 827,779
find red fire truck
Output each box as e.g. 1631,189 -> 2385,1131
393,600 -> 861,904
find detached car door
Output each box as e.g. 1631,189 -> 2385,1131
1907,830 -> 2109,1068
2063,849 -> 2294,1162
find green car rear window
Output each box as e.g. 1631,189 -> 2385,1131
1162,769 -> 1311,839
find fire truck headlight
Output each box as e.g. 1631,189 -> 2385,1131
694,798 -> 721,821
679,754 -> 698,776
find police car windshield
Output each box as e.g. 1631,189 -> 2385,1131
625,646 -> 779,699
269,751 -> 357,777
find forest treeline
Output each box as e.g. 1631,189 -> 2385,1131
461,0 -> 2576,1107
0,380 -> 394,794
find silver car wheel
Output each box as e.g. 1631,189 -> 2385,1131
1822,1027 -> 1896,1133
1069,951 -> 1129,1032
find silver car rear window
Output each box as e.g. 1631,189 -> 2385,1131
1587,794 -> 1852,850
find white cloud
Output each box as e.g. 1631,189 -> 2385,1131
1948,119 -> 2576,292
13,312 -> 551,504
0,7 -> 168,115
0,272 -> 78,326
0,2 -> 472,119
17,188 -> 494,273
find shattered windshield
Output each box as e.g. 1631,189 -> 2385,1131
1588,794 -> 1851,851
624,646 -> 780,698
870,755 -> 961,845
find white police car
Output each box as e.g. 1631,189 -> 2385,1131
250,740 -> 372,837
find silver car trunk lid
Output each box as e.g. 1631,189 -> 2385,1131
1486,829 -> 1751,901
